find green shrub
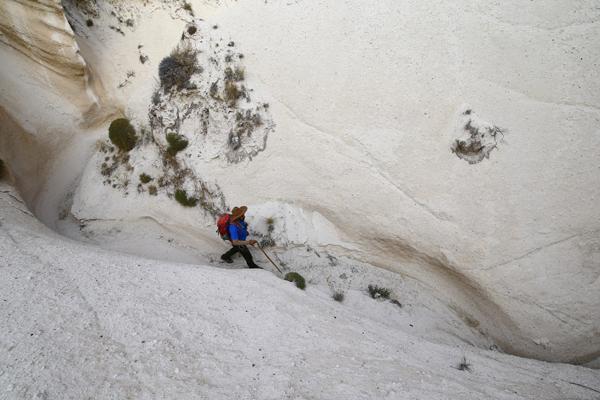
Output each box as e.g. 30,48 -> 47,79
175,189 -> 197,207
166,133 -> 189,156
139,173 -> 152,184
368,284 -> 390,299
332,291 -> 344,302
158,45 -> 200,90
108,118 -> 137,151
284,272 -> 306,290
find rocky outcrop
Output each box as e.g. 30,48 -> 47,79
0,0 -> 87,79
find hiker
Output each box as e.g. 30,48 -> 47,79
220,206 -> 262,269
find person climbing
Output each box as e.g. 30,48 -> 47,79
220,206 -> 262,269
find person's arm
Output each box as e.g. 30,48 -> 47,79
231,239 -> 257,246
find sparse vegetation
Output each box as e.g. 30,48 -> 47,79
148,185 -> 158,196
368,284 -> 391,299
259,237 -> 276,248
224,81 -> 242,106
139,173 -> 152,184
452,116 -> 505,164
158,44 -> 201,91
174,189 -> 198,207
390,299 -> 402,308
233,66 -> 245,81
108,118 -> 137,152
332,292 -> 344,302
209,81 -> 220,99
73,0 -> 99,17
109,25 -> 125,35
86,19 -> 94,27
284,272 -> 306,290
224,67 -> 234,81
166,133 -> 189,156
457,357 -> 472,372
266,217 -> 275,233
182,1 -> 194,16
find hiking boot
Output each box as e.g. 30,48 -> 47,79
248,264 -> 262,269
221,255 -> 233,263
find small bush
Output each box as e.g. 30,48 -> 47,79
166,133 -> 189,156
187,26 -> 197,35
108,118 -> 137,152
233,67 -> 245,81
158,45 -> 200,90
139,173 -> 152,184
457,357 -> 472,372
183,1 -> 194,16
224,81 -> 241,106
284,272 -> 306,290
175,189 -> 198,207
368,284 -> 391,299
86,19 -> 94,27
148,185 -> 158,196
332,292 -> 344,302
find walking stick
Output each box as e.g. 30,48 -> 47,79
257,244 -> 282,273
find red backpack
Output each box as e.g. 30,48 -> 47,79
216,214 -> 231,240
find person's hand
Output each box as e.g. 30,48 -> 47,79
248,239 -> 258,246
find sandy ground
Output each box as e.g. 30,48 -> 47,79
2,184 -> 600,399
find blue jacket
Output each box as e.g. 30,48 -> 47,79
228,220 -> 248,241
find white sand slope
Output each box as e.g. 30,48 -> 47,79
2,185 -> 600,399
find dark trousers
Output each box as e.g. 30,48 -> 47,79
222,245 -> 260,268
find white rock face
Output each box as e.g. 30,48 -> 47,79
0,0 -> 111,205
0,0 -> 599,367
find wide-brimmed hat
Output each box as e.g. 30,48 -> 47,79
230,206 -> 248,221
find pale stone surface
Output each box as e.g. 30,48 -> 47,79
0,0 -> 598,367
